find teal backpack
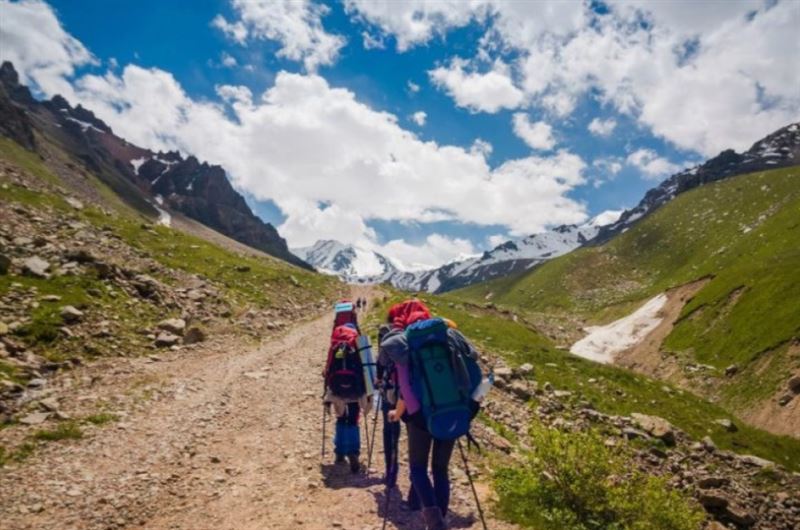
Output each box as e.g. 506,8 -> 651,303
405,318 -> 482,440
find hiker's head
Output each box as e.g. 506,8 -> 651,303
389,299 -> 431,329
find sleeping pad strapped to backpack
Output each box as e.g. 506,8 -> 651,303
405,317 -> 482,440
326,325 -> 365,401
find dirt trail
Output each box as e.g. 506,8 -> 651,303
0,289 -> 515,530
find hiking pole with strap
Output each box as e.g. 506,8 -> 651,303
367,391 -> 381,472
457,437 -> 489,530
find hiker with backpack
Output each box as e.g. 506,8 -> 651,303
381,300 -> 485,530
376,323 -> 401,487
323,323 -> 369,473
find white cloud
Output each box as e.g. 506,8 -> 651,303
214,0 -> 345,71
0,0 -> 97,97
410,111 -> 427,126
361,31 -> 385,50
512,113 -> 555,150
379,234 -> 477,271
588,117 -> 617,137
590,209 -> 624,227
220,52 -> 238,68
216,84 -> 252,106
470,138 -> 493,158
626,149 -> 681,180
407,80 -> 420,93
487,234 -> 508,248
429,58 -> 524,113
593,157 -> 623,175
211,14 -> 248,44
347,0 -> 800,156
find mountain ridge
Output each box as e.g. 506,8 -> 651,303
0,61 -> 310,270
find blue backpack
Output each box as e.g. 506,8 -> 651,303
405,318 -> 482,440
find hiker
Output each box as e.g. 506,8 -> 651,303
383,300 -> 483,530
376,323 -> 401,487
323,323 -> 369,473
333,299 -> 360,334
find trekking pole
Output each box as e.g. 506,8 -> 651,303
457,438 -> 489,530
381,423 -> 399,530
367,392 -> 381,471
321,403 -> 328,459
363,409 -> 370,471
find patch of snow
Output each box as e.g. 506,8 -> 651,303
130,157 -> 148,175
570,294 -> 668,364
156,207 -> 171,227
65,116 -> 104,133
155,195 -> 164,206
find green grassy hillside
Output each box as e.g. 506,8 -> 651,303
366,293 -> 800,471
456,167 -> 800,376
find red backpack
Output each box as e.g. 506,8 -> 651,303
325,325 -> 365,400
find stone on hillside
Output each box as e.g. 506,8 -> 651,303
65,197 -> 84,210
132,275 -> 161,299
64,248 -> 96,263
630,413 -> 676,445
20,411 -> 50,425
697,476 -> 729,489
22,256 -> 50,278
508,381 -> 532,401
725,364 -> 738,377
494,367 -> 513,379
158,318 -> 186,336
41,294 -> 61,302
738,454 -> 773,468
778,393 -> 794,406
38,397 -> 60,412
183,326 -> 206,345
697,491 -> 729,509
0,253 -> 10,275
27,378 -> 46,388
235,265 -> 251,272
714,418 -> 737,432
701,436 -> 717,452
518,362 -> 534,375
155,332 -> 181,348
788,375 -> 800,393
724,505 -> 756,527
60,306 -> 84,324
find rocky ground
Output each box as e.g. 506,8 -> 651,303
0,296 -> 517,530
481,362 -> 800,530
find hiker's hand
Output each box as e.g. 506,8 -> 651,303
388,409 -> 400,422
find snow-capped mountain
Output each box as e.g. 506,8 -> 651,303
295,212 -> 621,293
293,240 -> 401,283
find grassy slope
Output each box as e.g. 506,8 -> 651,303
0,138 -> 339,377
367,293 -> 800,471
456,167 -> 800,402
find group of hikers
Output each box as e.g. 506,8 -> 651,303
322,296 -> 492,530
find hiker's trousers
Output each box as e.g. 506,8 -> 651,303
334,402 -> 360,456
406,421 -> 455,516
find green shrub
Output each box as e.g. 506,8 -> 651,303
495,425 -> 704,530
32,421 -> 83,441
84,413 -> 118,425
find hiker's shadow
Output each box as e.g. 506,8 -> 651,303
319,463 -> 384,490
371,488 -> 477,530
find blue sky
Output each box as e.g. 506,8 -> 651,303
3,0 -> 797,269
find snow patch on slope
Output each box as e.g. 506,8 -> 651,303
570,294 -> 668,364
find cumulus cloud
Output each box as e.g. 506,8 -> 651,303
626,149 -> 681,180
361,31 -> 385,50
588,117 -> 617,137
593,157 -> 623,175
512,113 -> 555,150
429,58 -> 524,113
379,234 -> 477,271
213,0 -> 345,71
410,111 -> 427,126
0,0 -> 96,97
347,0 -> 800,156
219,52 -> 238,68
0,0 -> 590,267
407,80 -> 420,93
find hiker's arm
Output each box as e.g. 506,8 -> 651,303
388,399 -> 405,422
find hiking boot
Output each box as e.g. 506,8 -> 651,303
347,454 -> 360,474
334,454 -> 346,465
422,506 -> 446,530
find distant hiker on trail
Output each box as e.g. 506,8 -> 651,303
381,299 -> 486,530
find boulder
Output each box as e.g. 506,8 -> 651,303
518,362 -> 534,376
738,454 -> 773,468
21,256 -> 50,278
697,491 -> 729,509
19,411 -> 50,425
60,305 -> 84,324
724,364 -> 738,377
508,381 -> 532,401
494,366 -> 513,379
788,375 -> 800,394
132,274 -> 161,299
155,332 -> 181,348
630,413 -> 676,445
714,418 -> 737,432
724,505 -> 756,527
65,197 -> 84,210
158,318 -> 186,336
778,393 -> 794,406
